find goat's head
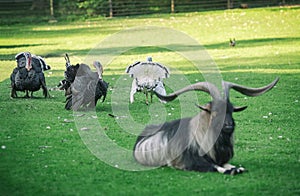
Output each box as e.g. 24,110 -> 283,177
195,99 -> 247,135
155,78 -> 279,135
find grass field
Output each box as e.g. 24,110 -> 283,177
0,6 -> 299,195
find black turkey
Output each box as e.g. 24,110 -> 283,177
58,54 -> 109,110
229,38 -> 236,47
10,52 -> 50,98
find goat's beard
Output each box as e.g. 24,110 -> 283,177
213,130 -> 234,165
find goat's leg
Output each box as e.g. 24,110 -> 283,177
214,164 -> 245,175
223,163 -> 246,173
177,153 -> 218,172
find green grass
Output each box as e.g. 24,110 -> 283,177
0,7 -> 300,195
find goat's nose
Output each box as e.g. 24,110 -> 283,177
223,121 -> 234,131
224,125 -> 234,129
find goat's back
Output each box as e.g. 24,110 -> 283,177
133,117 -> 192,167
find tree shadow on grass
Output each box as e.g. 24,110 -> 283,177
4,36 -> 296,62
43,37 -> 300,60
203,37 -> 300,49
0,44 -> 47,49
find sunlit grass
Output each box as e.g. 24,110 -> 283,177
0,6 -> 299,195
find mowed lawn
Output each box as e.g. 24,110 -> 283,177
0,7 -> 299,195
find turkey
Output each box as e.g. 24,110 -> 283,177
10,52 -> 50,98
58,54 -> 109,110
125,57 -> 170,105
229,38 -> 236,47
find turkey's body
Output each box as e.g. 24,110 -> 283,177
10,53 -> 49,98
126,57 -> 170,104
61,55 -> 109,110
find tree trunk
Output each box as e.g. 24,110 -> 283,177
227,0 -> 233,9
50,0 -> 54,17
109,0 -> 113,17
171,0 -> 175,13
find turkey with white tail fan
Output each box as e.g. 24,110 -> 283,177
125,57 -> 170,105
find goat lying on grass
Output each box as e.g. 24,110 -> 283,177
133,78 -> 279,175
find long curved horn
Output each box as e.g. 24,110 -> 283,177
154,82 -> 221,102
224,77 -> 279,97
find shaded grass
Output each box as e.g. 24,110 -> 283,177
0,6 -> 299,195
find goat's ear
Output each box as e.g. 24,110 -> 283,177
233,106 -> 247,112
195,103 -> 211,113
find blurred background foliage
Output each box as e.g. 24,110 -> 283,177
0,0 -> 299,23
